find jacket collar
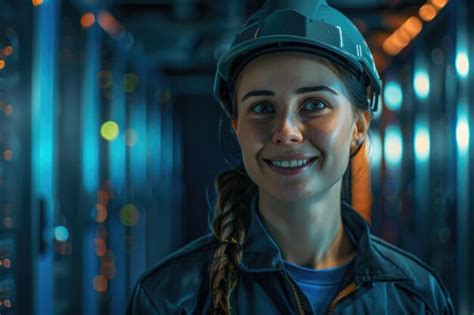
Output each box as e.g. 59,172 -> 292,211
238,192 -> 410,283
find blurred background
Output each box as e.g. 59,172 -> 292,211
0,0 -> 472,314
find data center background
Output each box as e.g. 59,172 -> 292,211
0,0 -> 472,314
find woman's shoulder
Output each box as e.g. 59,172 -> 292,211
369,235 -> 454,313
128,233 -> 217,314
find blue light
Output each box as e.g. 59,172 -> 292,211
384,81 -> 403,111
456,108 -> 470,153
414,121 -> 430,162
414,70 -> 430,99
456,51 -> 469,78
54,226 -> 69,242
384,125 -> 403,170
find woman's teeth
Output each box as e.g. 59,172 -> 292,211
270,159 -> 312,169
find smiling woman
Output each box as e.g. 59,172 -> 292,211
127,1 -> 454,314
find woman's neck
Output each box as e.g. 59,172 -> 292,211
257,187 -> 356,270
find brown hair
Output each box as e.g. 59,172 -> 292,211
208,165 -> 257,314
208,53 -> 369,315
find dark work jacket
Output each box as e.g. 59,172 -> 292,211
127,194 -> 455,314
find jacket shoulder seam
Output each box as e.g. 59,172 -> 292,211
141,234 -> 216,282
371,236 -> 442,279
394,281 -> 437,314
371,235 -> 452,310
139,281 -> 161,312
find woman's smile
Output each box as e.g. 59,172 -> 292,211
233,51 -> 358,202
263,156 -> 319,176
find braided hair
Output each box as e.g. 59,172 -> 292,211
208,165 -> 257,314
208,54 -> 370,315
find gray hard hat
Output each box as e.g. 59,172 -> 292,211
213,0 -> 382,118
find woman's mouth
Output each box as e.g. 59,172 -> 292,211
263,157 -> 318,175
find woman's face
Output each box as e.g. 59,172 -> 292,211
233,52 -> 365,203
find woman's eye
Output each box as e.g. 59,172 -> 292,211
302,99 -> 328,112
250,102 -> 274,113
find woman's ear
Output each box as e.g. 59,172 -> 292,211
351,111 -> 371,149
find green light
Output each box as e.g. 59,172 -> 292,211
100,121 -> 119,141
123,73 -> 139,93
120,204 -> 139,226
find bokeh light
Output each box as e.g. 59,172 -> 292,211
93,275 -> 108,292
414,70 -> 430,99
383,81 -> 403,111
3,217 -> 12,228
100,121 -> 119,141
0,60 -> 5,69
455,51 -> 469,78
419,4 -> 437,22
3,258 -> 11,269
120,204 -> 139,226
3,150 -> 12,161
456,113 -> 470,153
54,226 -> 69,241
95,204 -> 108,222
125,128 -> 139,147
123,73 -> 139,93
3,46 -> 13,56
384,125 -> 403,170
81,12 -> 95,28
95,238 -> 107,256
97,190 -> 109,205
4,105 -> 13,116
414,122 -> 430,162
5,105 -> 13,116
431,0 -> 448,9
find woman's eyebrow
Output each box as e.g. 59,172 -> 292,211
241,90 -> 274,103
241,85 -> 338,103
295,85 -> 339,95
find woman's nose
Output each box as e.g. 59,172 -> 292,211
271,115 -> 304,144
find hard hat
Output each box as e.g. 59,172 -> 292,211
213,0 -> 382,118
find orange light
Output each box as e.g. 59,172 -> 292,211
97,189 -> 109,205
95,238 -> 107,256
32,0 -> 43,6
4,46 -> 13,56
395,28 -> 411,43
4,105 -> 13,116
382,38 -> 403,56
404,16 -> 423,38
95,204 -> 107,222
430,0 -> 448,9
3,150 -> 12,161
0,60 -> 5,69
93,275 -> 108,292
98,11 -> 122,35
392,32 -> 409,48
419,4 -> 437,22
81,12 -> 95,28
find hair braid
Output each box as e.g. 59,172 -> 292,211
208,165 -> 257,315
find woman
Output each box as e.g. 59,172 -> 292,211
127,0 -> 454,314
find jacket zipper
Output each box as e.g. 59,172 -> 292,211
282,271 -> 305,315
327,281 -> 358,315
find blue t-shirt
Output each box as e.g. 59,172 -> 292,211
283,258 -> 353,314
